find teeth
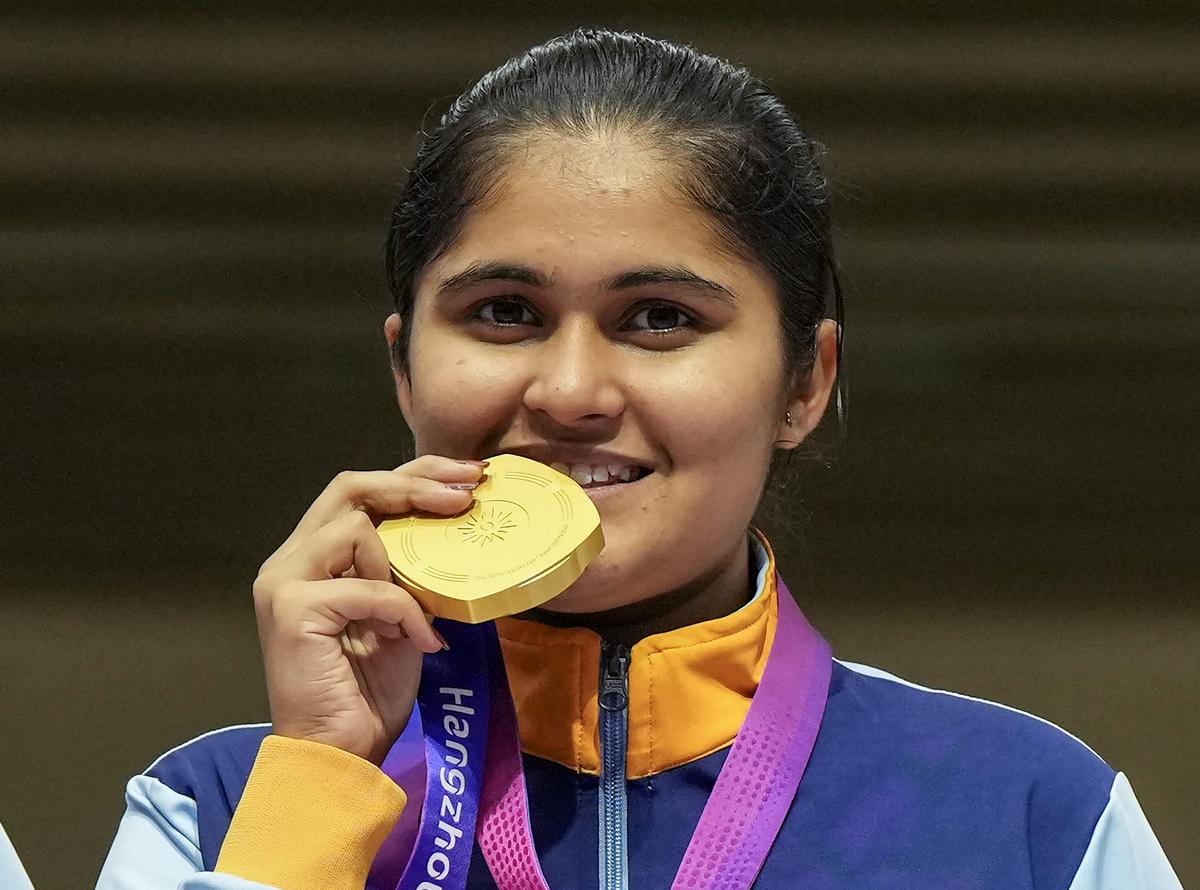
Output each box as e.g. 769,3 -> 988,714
549,461 -> 646,486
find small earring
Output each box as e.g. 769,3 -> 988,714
785,411 -> 793,426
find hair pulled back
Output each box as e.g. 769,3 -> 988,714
386,27 -> 844,401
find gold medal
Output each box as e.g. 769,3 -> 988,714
377,454 -> 605,623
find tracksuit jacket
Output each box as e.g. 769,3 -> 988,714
97,536 -> 1181,889
1,821 -> 35,890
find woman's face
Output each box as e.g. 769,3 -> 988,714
386,133 -> 836,613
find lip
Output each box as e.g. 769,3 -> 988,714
498,443 -> 657,474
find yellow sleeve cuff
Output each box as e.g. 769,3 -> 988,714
216,735 -> 407,890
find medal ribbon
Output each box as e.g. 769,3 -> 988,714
392,618 -> 493,890
392,578 -> 831,890
477,578 -> 831,889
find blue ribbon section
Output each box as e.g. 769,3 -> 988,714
395,619 -> 494,890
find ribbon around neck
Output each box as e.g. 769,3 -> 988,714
392,578 -> 831,890
392,619 -> 493,890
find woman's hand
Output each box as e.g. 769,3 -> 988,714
252,455 -> 488,765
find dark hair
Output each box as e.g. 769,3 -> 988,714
386,28 -> 845,527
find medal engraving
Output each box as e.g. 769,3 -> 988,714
379,454 -> 604,623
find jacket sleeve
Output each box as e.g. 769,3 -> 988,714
1067,773 -> 1181,890
98,736 -> 407,890
0,821 -> 35,890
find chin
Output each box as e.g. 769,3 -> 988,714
540,554 -> 639,614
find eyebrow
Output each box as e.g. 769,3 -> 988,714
436,262 -> 548,294
605,266 -> 738,303
434,261 -> 737,303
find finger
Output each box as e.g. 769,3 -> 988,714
391,453 -> 490,475
272,474 -> 480,568
282,510 -> 393,583
301,577 -> 444,653
289,456 -> 487,540
370,617 -> 409,640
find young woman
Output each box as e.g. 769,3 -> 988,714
98,29 -> 1179,890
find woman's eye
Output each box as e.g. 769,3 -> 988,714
475,298 -> 537,326
626,304 -> 694,333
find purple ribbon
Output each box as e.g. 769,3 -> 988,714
667,580 -> 831,888
475,577 -> 832,889
392,619 -> 494,890
387,576 -> 832,890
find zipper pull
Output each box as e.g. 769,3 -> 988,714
599,641 -> 631,711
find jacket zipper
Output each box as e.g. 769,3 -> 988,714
598,640 -> 631,890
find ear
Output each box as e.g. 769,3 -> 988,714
777,319 -> 839,450
384,313 -> 414,422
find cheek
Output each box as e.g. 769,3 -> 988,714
650,356 -> 780,474
407,336 -> 526,449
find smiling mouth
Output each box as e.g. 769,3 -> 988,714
549,462 -> 654,489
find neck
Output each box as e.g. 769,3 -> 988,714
524,535 -> 754,648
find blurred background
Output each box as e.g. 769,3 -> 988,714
1,2 -> 1197,886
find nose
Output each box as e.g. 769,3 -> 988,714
522,318 -> 625,427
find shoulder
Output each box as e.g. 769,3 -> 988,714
812,660 -> 1117,886
829,659 -> 1113,783
826,659 -> 1115,805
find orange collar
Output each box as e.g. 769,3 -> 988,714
494,534 -> 779,779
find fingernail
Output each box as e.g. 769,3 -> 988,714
444,482 -> 478,491
433,629 -> 451,651
456,459 -> 490,467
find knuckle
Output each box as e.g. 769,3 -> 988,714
395,589 -> 422,617
407,454 -> 445,478
256,555 -> 276,579
390,467 -> 417,487
405,473 -> 438,496
348,508 -> 375,532
330,469 -> 359,497
251,574 -> 278,609
259,580 -> 305,621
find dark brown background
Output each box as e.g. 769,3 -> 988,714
1,3 -> 1197,888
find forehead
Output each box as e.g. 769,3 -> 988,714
421,132 -> 770,294
506,130 -> 663,196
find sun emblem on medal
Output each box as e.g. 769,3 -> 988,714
458,506 -> 519,545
